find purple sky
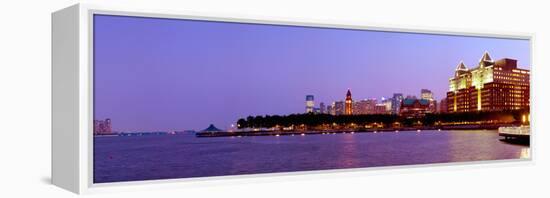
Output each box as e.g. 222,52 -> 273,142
93,14 -> 530,132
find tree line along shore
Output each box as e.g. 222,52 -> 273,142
235,110 -> 529,131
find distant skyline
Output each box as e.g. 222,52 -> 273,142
93,14 -> 530,132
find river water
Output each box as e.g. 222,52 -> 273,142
93,130 -> 529,183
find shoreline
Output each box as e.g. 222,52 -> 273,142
195,124 -> 507,138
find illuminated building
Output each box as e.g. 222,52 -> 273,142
421,89 -> 434,100
353,99 -> 377,115
94,118 -> 112,135
319,102 -> 326,114
446,52 -> 530,112
382,97 -> 393,112
334,101 -> 345,115
391,93 -> 404,114
327,104 -> 335,115
345,89 -> 353,115
421,89 -> 437,113
400,98 -> 430,118
374,103 -> 389,114
439,98 -> 448,113
305,95 -> 314,113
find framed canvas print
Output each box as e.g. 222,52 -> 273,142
52,4 -> 533,194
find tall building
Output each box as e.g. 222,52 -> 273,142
421,89 -> 437,113
391,93 -> 404,115
374,103 -> 389,114
94,118 -> 112,135
327,103 -> 335,115
334,101 -> 345,115
421,89 -> 433,100
345,89 -> 353,115
353,99 -> 377,115
319,102 -> 326,114
305,95 -> 314,113
439,98 -> 448,113
446,52 -> 530,112
382,97 -> 393,112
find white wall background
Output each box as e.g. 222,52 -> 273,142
1,0 -> 548,197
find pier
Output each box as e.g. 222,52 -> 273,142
498,126 -> 530,144
196,124 -> 504,138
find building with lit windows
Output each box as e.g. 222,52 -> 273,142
334,101 -> 345,115
420,89 -> 437,113
439,98 -> 448,113
319,102 -> 326,114
446,52 -> 530,112
327,104 -> 334,115
400,98 -> 430,118
421,89 -> 433,100
374,103 -> 390,114
345,89 -> 353,115
305,95 -> 314,113
391,93 -> 404,114
353,98 -> 377,115
382,98 -> 393,113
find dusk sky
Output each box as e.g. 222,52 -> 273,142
93,14 -> 530,132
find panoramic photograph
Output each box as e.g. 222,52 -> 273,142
92,14 -> 531,183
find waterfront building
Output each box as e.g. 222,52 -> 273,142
382,97 -> 393,112
420,89 -> 437,113
439,98 -> 448,113
94,118 -> 112,135
305,95 -> 315,113
319,102 -> 326,114
421,89 -> 434,100
334,101 -> 345,115
353,98 -> 377,115
345,89 -> 353,115
327,103 -> 335,115
446,52 -> 530,112
391,93 -> 404,115
374,103 -> 389,114
400,98 -> 430,118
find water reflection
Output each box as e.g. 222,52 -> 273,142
94,130 -> 530,183
336,133 -> 360,168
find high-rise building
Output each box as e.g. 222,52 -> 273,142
345,89 -> 353,115
382,97 -> 393,112
334,101 -> 345,115
94,118 -> 112,135
391,93 -> 404,115
319,102 -> 326,114
374,104 -> 389,114
421,89 -> 434,100
446,52 -> 530,112
353,99 -> 377,115
305,95 -> 314,113
420,89 -> 437,113
439,98 -> 448,113
327,103 -> 335,115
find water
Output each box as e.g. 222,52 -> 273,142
93,130 -> 529,183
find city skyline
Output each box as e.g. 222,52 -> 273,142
93,14 -> 530,132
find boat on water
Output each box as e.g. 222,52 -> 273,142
498,126 -> 530,142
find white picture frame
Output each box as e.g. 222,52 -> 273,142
52,3 -> 534,194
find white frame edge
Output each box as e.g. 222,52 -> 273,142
52,3 -> 535,194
